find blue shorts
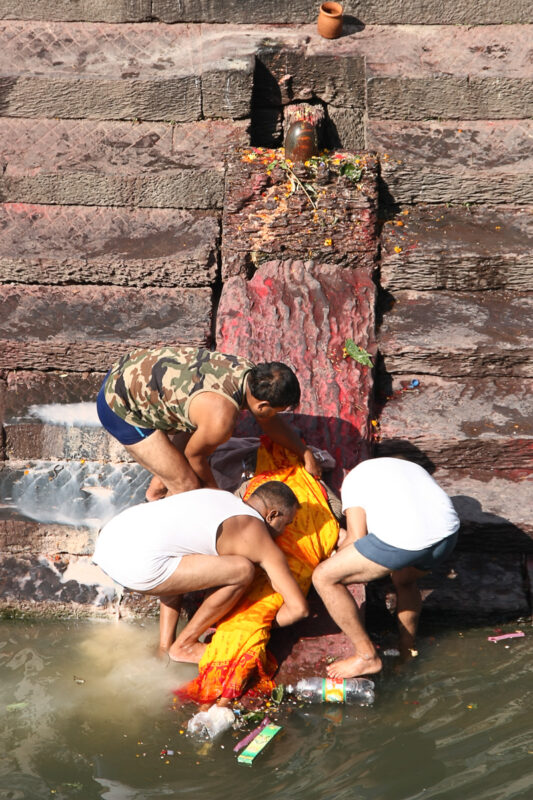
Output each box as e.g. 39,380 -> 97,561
97,376 -> 156,446
354,531 -> 458,572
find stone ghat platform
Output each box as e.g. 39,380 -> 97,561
0,119 -> 248,209
1,22 -> 531,124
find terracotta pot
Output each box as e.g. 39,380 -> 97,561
284,120 -> 319,163
317,2 -> 343,39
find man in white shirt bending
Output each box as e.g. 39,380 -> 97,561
93,481 -> 308,663
312,458 -> 459,679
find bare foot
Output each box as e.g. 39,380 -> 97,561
146,475 -> 168,502
168,640 -> 207,664
327,652 -> 382,679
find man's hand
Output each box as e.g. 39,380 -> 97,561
303,447 -> 322,478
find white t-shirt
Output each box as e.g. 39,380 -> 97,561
341,458 -> 459,551
93,488 -> 263,591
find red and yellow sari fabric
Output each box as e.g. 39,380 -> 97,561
176,440 -> 339,704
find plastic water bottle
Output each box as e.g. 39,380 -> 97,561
286,677 -> 375,706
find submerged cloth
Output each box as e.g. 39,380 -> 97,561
341,457 -> 460,550
92,489 -> 262,592
176,441 -> 339,705
103,346 -> 254,432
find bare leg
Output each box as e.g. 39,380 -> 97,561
158,595 -> 182,654
125,430 -> 199,501
168,580 -> 252,663
391,566 -> 427,659
148,553 -> 255,664
312,545 -> 390,679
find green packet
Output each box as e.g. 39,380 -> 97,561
237,724 -> 282,765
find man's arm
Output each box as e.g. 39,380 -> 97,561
345,507 -> 367,541
256,533 -> 309,626
257,414 -> 322,478
185,394 -> 239,487
225,518 -> 309,626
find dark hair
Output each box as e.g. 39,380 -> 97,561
248,362 -> 301,408
249,481 -> 299,513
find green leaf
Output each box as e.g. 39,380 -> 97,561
344,339 -> 373,367
339,162 -> 363,182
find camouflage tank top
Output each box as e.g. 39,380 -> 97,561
103,346 -> 254,432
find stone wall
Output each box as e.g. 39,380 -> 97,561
0,3 -> 531,622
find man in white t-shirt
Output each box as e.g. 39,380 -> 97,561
312,458 -> 459,679
93,481 -> 308,663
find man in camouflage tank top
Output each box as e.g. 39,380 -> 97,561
97,346 -> 321,501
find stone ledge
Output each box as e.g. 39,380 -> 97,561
376,375 -> 533,471
367,120 -> 533,206
0,118 -> 248,209
380,205 -> 533,292
378,290 -> 533,378
3,0 -> 530,25
372,551 -> 530,621
0,204 -> 220,287
368,77 -> 533,120
352,25 -> 533,120
0,285 -> 212,371
437,469 -> 533,550
0,1 -> 152,23
0,554 -> 158,616
0,21 -> 255,120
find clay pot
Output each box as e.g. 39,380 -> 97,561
284,120 -> 319,163
317,2 -> 343,39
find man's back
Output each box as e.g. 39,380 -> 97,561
341,458 -> 459,550
92,489 -> 263,591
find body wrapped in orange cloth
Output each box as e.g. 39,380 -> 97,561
176,441 -> 339,704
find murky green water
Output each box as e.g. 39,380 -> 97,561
0,619 -> 531,800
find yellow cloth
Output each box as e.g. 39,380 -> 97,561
176,440 -> 339,704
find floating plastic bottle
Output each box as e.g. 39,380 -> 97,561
286,677 -> 375,705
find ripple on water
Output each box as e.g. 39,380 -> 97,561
0,621 -> 531,800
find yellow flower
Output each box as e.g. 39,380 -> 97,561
394,246 -> 402,253
324,238 -> 332,246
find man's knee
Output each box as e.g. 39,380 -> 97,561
312,560 -> 332,592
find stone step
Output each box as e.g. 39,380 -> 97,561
0,284 -> 212,371
0,203 -> 219,287
372,550 -> 531,621
354,25 -> 533,120
0,370 -> 134,462
380,205 -> 533,292
2,0 -> 530,25
0,1 -> 152,23
4,22 -> 530,127
367,120 -> 533,206
0,118 -> 248,209
0,20 -> 255,121
378,290 -> 533,378
435,468 -> 533,553
376,375 -> 533,470
155,1 -> 533,25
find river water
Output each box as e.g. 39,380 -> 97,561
0,618 -> 531,800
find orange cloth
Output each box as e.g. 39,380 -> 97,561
176,441 -> 339,704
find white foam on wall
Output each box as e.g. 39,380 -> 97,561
2,461 -> 149,528
28,402 -> 101,427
